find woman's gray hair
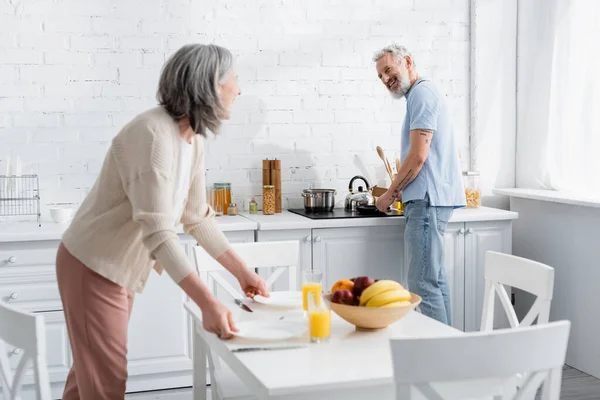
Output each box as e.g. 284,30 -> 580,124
157,43 -> 234,137
372,43 -> 414,66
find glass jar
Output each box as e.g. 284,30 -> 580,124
227,203 -> 239,216
463,171 -> 481,208
263,185 -> 275,215
249,197 -> 258,214
213,183 -> 231,216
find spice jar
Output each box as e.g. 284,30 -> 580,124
227,203 -> 239,216
463,171 -> 481,208
249,197 -> 258,214
263,185 -> 275,215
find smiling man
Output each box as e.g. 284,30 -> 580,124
373,44 -> 465,325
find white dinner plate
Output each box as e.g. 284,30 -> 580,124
253,291 -> 303,309
234,320 -> 307,340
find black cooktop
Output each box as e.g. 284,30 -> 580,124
288,208 -> 403,220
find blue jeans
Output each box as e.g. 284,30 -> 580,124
403,194 -> 453,325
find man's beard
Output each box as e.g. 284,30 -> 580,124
389,74 -> 412,99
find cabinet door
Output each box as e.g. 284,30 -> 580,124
312,225 -> 405,291
126,250 -> 193,393
256,229 -> 311,291
464,221 -> 512,332
443,223 -> 466,331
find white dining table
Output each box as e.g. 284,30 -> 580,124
184,297 -> 463,400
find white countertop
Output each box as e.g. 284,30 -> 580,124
0,215 -> 257,243
242,206 -> 517,231
494,188 -> 600,209
0,207 -> 516,242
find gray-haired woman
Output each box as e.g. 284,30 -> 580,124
55,44 -> 268,399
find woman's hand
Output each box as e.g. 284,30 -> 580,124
201,298 -> 238,340
237,268 -> 270,299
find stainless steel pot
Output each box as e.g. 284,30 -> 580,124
301,189 -> 336,212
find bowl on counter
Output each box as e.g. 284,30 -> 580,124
46,203 -> 76,223
324,292 -> 421,331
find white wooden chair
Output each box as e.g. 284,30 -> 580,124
0,300 -> 51,400
187,240 -> 300,400
480,251 -> 555,331
390,320 -> 571,400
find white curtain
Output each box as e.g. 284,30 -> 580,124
516,0 -> 600,197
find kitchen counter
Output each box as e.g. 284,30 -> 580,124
0,207 -> 516,242
0,215 -> 257,243
242,206 -> 517,231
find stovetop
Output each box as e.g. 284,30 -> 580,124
288,208 -> 403,220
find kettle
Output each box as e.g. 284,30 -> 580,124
344,176 -> 374,211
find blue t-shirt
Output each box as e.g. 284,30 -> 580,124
400,77 -> 466,208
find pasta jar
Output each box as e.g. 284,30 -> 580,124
213,183 -> 231,215
263,185 -> 276,215
463,171 -> 481,208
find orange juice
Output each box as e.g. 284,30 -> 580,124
302,283 -> 322,311
309,309 -> 331,340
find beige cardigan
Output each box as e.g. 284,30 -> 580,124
62,107 -> 231,293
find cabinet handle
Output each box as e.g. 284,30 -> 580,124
8,256 -> 16,263
11,348 -> 21,356
9,293 -> 18,301
314,236 -> 322,242
304,236 -> 311,242
458,228 -> 465,235
466,228 -> 474,234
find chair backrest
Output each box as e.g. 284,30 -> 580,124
0,301 -> 51,400
390,320 -> 571,400
192,240 -> 300,299
480,251 -> 555,331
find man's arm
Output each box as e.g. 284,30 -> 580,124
389,128 -> 433,197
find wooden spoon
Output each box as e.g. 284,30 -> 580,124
395,157 -> 401,173
376,146 -> 394,180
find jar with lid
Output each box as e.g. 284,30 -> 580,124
213,183 -> 231,216
263,185 -> 275,215
462,171 -> 481,208
227,203 -> 239,216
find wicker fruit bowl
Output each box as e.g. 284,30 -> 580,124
324,292 -> 422,331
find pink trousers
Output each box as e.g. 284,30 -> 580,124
56,243 -> 135,399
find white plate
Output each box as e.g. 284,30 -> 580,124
234,320 -> 307,340
253,291 -> 303,308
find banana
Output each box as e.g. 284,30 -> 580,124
380,300 -> 412,308
366,289 -> 411,307
359,280 -> 404,306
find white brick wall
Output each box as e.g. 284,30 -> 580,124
0,0 -> 470,214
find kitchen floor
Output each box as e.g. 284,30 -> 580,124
126,366 -> 600,399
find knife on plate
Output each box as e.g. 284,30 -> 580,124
234,298 -> 253,312
232,345 -> 307,353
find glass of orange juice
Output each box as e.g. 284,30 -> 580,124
308,289 -> 330,343
302,269 -> 323,312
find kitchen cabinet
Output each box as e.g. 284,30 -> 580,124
402,220 -> 512,332
312,225 -> 405,291
0,229 -> 256,399
441,222 -> 466,331
463,221 -> 512,332
255,229 -> 311,291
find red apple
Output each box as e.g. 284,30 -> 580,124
353,276 -> 375,297
331,289 -> 354,305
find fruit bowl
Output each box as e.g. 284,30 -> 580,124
324,292 -> 421,331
